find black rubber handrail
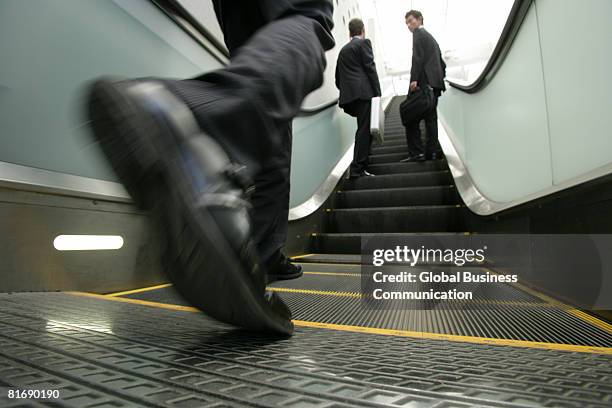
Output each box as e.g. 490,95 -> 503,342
298,99 -> 339,115
149,0 -> 338,115
150,0 -> 229,63
446,0 -> 534,93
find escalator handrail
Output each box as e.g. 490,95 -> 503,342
150,0 -> 230,63
446,0 -> 534,93
150,0 -> 339,115
298,99 -> 339,115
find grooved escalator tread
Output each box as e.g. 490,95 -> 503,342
327,205 -> 465,233
368,161 -> 447,175
369,152 -> 411,164
101,276 -> 612,352
335,185 -> 458,208
371,144 -> 411,155
311,232 -> 469,254
373,138 -> 408,147
343,171 -> 453,190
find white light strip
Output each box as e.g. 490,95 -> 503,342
53,235 -> 124,251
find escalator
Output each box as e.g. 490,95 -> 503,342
2,98 -> 611,408
309,97 -> 461,261
2,0 -> 612,406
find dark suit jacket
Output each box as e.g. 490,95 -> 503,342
335,37 -> 382,108
410,27 -> 446,93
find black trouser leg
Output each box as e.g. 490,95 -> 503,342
424,95 -> 439,156
405,120 -> 424,156
163,1 -> 334,264
165,9 -> 333,170
250,124 -> 292,263
349,100 -> 372,175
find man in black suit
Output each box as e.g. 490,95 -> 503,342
86,0 -> 334,334
335,18 -> 382,178
402,10 -> 446,163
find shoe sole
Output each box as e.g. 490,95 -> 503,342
268,269 -> 304,282
87,79 -> 293,335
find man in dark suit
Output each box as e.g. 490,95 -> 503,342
86,0 -> 335,334
402,10 -> 446,162
335,18 -> 381,178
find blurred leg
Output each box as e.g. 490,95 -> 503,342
86,1 -> 334,334
167,1 -> 333,170
250,124 -> 292,263
165,1 -> 334,264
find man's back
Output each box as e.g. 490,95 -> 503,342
335,37 -> 381,107
411,27 -> 446,92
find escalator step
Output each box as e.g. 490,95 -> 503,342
368,161 -> 447,175
371,145 -> 409,155
375,138 -> 407,147
311,232 -> 467,254
369,152 -> 409,164
384,128 -> 406,134
378,136 -> 406,143
343,171 -> 453,190
327,205 -> 464,233
335,185 -> 458,208
294,253 -> 362,264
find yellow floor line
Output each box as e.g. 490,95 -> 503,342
268,288 -> 558,307
493,271 -> 612,335
98,275 -> 612,334
101,283 -> 561,307
268,287 -> 362,298
303,272 -> 361,277
297,261 -> 362,267
290,254 -> 315,260
67,291 -> 198,312
66,292 -> 612,355
106,283 -> 172,297
567,309 -> 612,334
292,320 -> 612,355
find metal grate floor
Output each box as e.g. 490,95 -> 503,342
0,291 -> 611,408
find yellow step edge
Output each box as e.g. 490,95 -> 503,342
268,287 -> 362,298
65,292 -> 612,355
292,320 -> 612,355
106,283 -> 172,297
290,253 -> 315,260
68,291 -> 198,312
303,272 -> 362,277
493,271 -> 612,335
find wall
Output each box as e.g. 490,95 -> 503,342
438,0 -> 612,207
0,0 -> 365,211
0,0 -> 363,291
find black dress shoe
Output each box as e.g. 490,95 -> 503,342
400,154 -> 425,163
266,254 -> 303,283
349,170 -> 376,179
87,79 -> 293,335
